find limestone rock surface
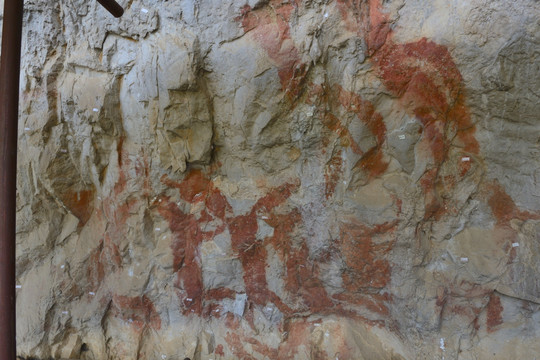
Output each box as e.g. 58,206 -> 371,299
9,0 -> 540,359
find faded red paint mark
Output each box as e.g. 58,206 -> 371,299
86,237 -> 122,292
486,293 -> 503,332
486,181 -> 539,225
214,344 -> 225,357
236,1 -> 307,100
111,294 -> 162,331
159,171 -> 300,316
157,196 -> 206,315
335,0 -> 391,54
61,187 -> 95,227
337,85 -> 388,181
374,38 -> 479,156
339,220 -> 396,290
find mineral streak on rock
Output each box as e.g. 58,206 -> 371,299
14,0 -> 540,358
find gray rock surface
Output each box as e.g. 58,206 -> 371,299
8,0 -> 540,359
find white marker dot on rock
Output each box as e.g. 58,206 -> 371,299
161,355 -> 166,360
141,8 -> 148,13
186,298 -> 192,302
460,257 -> 468,263
24,127 -> 30,131
324,12 -> 329,18
261,216 -> 269,220
62,311 -> 69,315
440,338 -> 445,351
89,291 -> 95,296
92,108 -> 99,112
461,156 -> 470,162
398,134 -> 406,140
60,264 -> 65,269
15,285 -> 22,289
155,227 -> 160,231
512,243 -> 519,247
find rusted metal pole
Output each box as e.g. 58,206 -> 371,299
0,0 -> 24,357
96,0 -> 124,18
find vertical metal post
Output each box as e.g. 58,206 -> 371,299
96,0 -> 124,18
0,0 -> 24,357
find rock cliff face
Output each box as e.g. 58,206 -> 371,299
10,0 -> 540,359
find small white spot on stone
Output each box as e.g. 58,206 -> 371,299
314,323 -> 320,327
62,311 -> 69,315
60,149 -> 67,153
461,156 -> 470,162
324,12 -> 329,18
398,134 -> 406,140
460,257 -> 468,263
15,285 -> 22,289
89,291 -> 95,296
92,108 -> 99,112
155,227 -> 161,231
512,243 -> 519,247
128,268 -> 134,277
141,8 -> 148,13
24,127 -> 30,131
440,338 -> 445,351
261,216 -> 269,220
60,265 -> 65,269
186,298 -> 193,302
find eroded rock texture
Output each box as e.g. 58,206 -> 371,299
11,0 -> 540,358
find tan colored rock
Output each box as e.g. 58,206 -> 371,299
11,0 -> 540,359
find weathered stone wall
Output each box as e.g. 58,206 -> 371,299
10,0 -> 540,358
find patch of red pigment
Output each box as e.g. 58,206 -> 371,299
335,0 -> 391,53
225,331 -> 258,360
374,38 -> 479,157
111,294 -> 162,331
321,112 -> 364,155
325,151 -> 344,199
284,241 -> 335,312
486,181 -> 540,226
338,221 -> 396,291
226,182 -> 300,315
86,237 -> 122,292
214,344 -> 225,357
61,187 -> 95,227
236,1 -> 307,100
157,196 -> 207,315
486,292 -> 503,332
159,170 -> 300,316
335,85 -> 389,181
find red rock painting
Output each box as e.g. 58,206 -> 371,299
82,147 -> 162,331
237,1 -> 307,100
486,293 -> 503,333
111,294 -> 162,331
75,0 -> 538,356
